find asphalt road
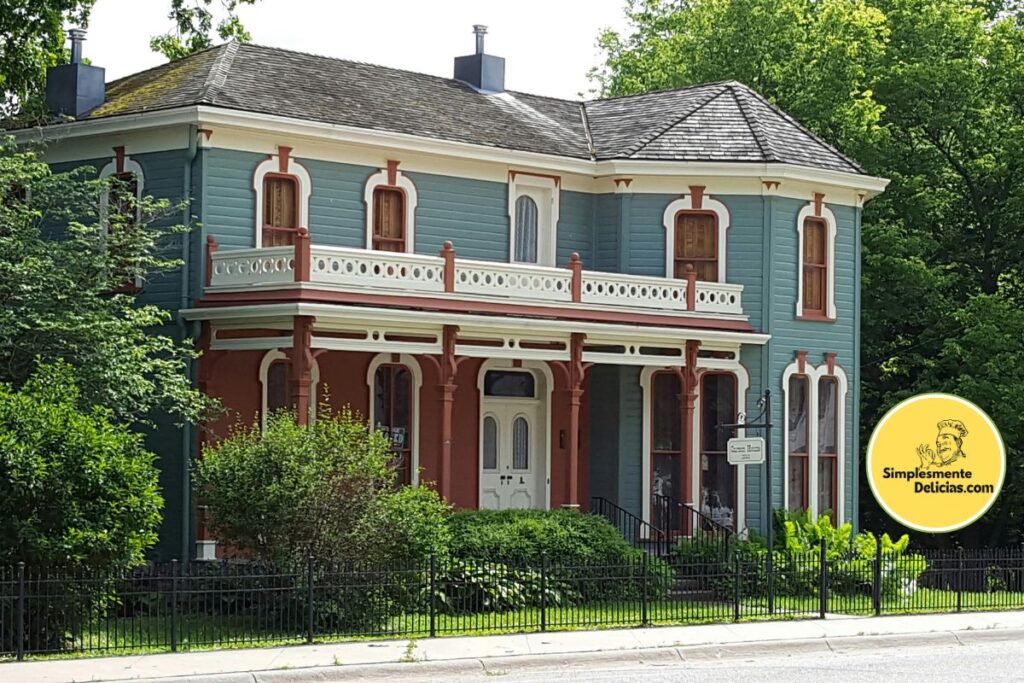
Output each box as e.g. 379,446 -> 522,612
396,636 -> 1024,682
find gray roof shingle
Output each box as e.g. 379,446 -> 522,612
74,43 -> 864,175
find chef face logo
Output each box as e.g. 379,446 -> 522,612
867,394 -> 1004,533
917,419 -> 967,469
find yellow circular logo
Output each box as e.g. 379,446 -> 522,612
866,393 -> 1005,533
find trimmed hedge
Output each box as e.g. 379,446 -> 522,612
448,509 -> 645,565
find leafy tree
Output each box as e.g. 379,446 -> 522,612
0,139 -> 212,425
150,0 -> 261,61
0,362 -> 163,567
195,408 -> 450,565
595,0 -> 1024,545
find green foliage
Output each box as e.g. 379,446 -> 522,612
150,0 -> 260,60
430,559 -> 580,615
195,408 -> 450,566
0,139 -> 213,425
0,362 -> 163,567
595,0 -> 1024,545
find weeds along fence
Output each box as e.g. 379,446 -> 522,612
1,546 -> 1023,660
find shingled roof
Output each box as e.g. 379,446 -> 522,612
77,42 -> 863,175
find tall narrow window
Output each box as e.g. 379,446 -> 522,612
262,176 -> 298,247
482,416 -> 498,471
674,213 -> 718,281
374,364 -> 413,485
701,373 -> 737,530
818,377 -> 839,520
650,372 -> 681,530
787,376 -> 810,511
512,416 -> 530,470
266,359 -> 291,415
802,219 -> 828,316
372,187 -> 406,252
513,195 -> 539,263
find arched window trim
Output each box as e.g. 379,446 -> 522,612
99,155 -> 145,228
640,354 -> 748,532
781,358 -> 847,521
366,353 -> 423,485
795,201 -> 838,320
252,151 -> 312,248
364,168 -> 418,252
258,349 -> 320,427
508,172 -> 558,267
661,192 -> 730,283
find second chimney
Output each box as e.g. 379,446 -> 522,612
453,25 -> 505,93
45,29 -> 105,118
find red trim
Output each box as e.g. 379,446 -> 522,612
294,227 -> 310,282
796,350 -> 807,375
386,159 -> 400,186
205,235 -> 218,287
613,178 -> 633,189
825,352 -> 837,375
198,128 -> 213,141
813,192 -> 825,217
291,315 -> 314,425
684,265 -> 697,310
113,146 -> 125,174
440,241 -> 456,293
762,180 -> 780,191
197,288 -> 757,333
277,146 -> 292,174
689,185 -> 705,210
568,252 -> 582,303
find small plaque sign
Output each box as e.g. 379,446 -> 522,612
727,437 -> 765,465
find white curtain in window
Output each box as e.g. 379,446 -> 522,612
514,195 -> 539,263
818,380 -> 838,453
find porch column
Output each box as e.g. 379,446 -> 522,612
565,333 -> 590,508
681,340 -> 701,512
437,325 -> 460,501
291,315 -> 315,425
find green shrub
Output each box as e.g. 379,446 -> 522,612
429,559 -> 580,614
447,509 -> 671,603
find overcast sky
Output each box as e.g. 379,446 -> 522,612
82,0 -> 632,100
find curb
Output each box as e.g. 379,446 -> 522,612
125,626 -> 1024,683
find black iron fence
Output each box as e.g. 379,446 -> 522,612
1,546 -> 1023,660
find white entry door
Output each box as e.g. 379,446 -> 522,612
480,401 -> 542,510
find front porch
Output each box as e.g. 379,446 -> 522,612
188,302 -> 768,542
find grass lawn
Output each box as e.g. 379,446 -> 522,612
6,589 -> 1022,661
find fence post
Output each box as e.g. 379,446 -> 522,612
306,556 -> 315,644
641,552 -> 649,626
819,540 -> 828,619
767,546 -> 775,615
429,553 -> 437,639
16,562 -> 25,662
733,549 -> 741,622
873,535 -> 882,617
170,560 -> 179,653
956,547 -> 964,613
540,551 -> 548,632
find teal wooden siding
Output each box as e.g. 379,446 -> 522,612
762,198 -> 859,529
593,193 -> 620,271
557,190 -> 594,266
405,170 -> 508,261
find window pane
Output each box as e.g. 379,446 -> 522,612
109,172 -> 138,224
373,188 -> 405,251
701,374 -> 735,453
818,378 -> 838,455
701,455 -> 735,530
267,360 -> 290,413
482,416 -> 498,470
804,220 -> 826,265
375,365 -> 412,450
788,455 -> 807,511
674,213 -> 718,281
512,416 -> 529,470
652,453 -> 681,504
652,373 -> 680,452
788,376 -> 809,455
804,265 -> 825,312
483,371 -> 535,397
263,176 -> 297,247
818,457 -> 836,517
514,195 -> 539,263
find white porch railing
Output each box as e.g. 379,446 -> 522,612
204,235 -> 744,316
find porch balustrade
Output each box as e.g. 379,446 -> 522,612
204,232 -> 745,316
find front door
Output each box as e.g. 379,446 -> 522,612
480,400 -> 542,510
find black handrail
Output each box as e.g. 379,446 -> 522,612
652,493 -> 734,544
590,497 -> 669,556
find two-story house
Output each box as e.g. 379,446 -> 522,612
24,28 -> 887,560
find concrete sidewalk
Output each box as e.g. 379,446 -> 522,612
5,610 -> 1024,683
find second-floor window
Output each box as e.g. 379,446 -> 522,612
262,175 -> 298,247
802,218 -> 828,316
513,195 -> 539,263
372,187 -> 406,252
674,213 -> 718,281
508,172 -> 558,266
